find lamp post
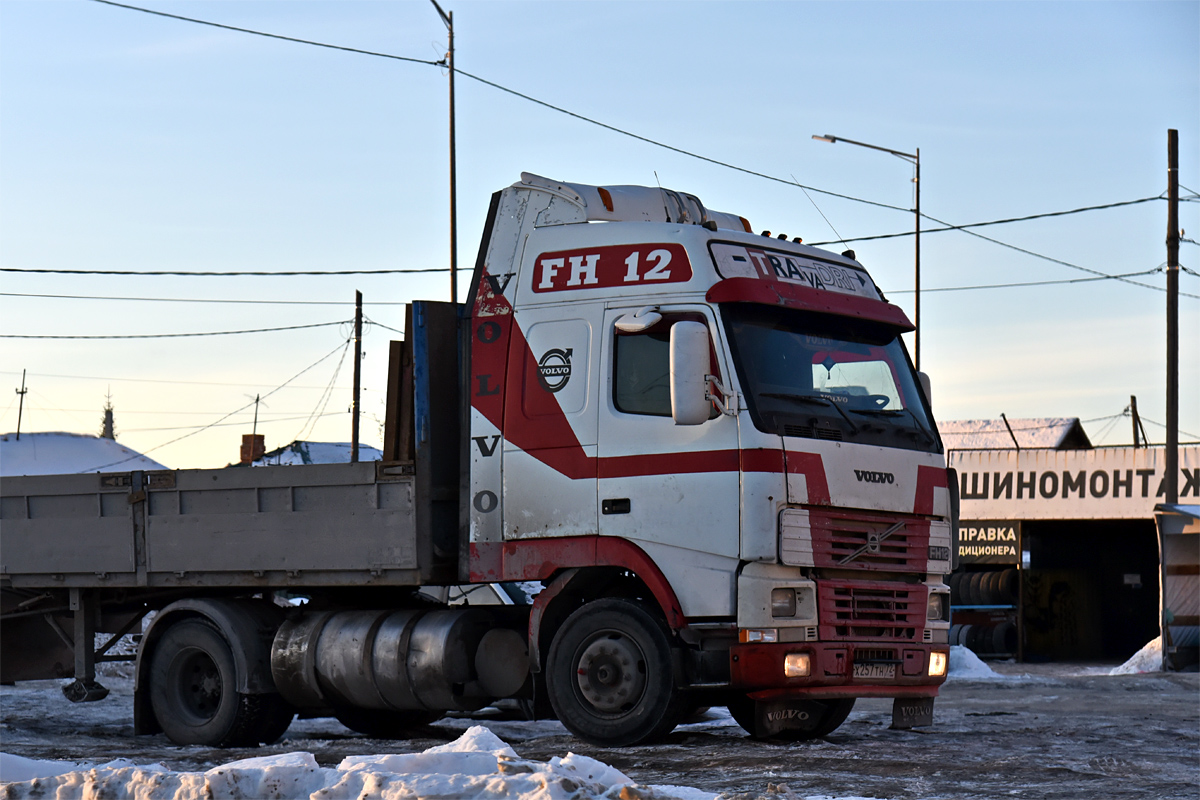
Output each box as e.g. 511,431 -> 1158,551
812,135 -> 921,371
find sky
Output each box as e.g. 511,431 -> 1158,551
1,0 -> 1197,469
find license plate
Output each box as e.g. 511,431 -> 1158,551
853,663 -> 896,680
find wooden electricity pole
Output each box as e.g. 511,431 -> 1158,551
1165,130 -> 1179,504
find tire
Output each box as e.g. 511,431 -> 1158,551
546,598 -> 685,747
957,573 -> 972,605
948,573 -> 963,604
250,694 -> 295,745
949,623 -> 963,646
957,624 -> 975,652
991,621 -> 1017,654
149,619 -> 266,747
332,705 -> 444,738
1000,568 -> 1019,603
985,571 -> 1005,605
728,695 -> 856,740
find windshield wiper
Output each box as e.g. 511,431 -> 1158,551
758,392 -> 859,434
844,403 -> 936,444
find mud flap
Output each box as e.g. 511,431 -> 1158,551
750,699 -> 824,738
891,697 -> 935,729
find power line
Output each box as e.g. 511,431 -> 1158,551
2,320 -> 348,340
89,0 -> 441,66
88,0 -> 909,215
82,0 -> 1200,299
2,267 -> 447,277
364,317 -> 404,336
920,211 -> 1200,299
885,268 -> 1164,295
83,338 -> 352,471
0,292 -> 408,306
121,411 -> 344,434
0,369 -> 340,390
809,196 -> 1165,246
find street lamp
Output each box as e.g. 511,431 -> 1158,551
812,135 -> 921,371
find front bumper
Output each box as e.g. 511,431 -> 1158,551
729,641 -> 948,700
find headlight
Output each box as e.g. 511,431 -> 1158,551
927,593 -> 945,621
771,588 -> 797,617
784,653 -> 811,677
928,651 -> 948,677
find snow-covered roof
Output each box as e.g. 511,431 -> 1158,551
0,432 -> 167,476
938,418 -> 1092,451
240,440 -> 383,467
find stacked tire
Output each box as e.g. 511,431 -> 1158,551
949,568 -> 1018,606
949,621 -> 1017,654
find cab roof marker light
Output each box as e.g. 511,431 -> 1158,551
597,187 -> 615,212
739,216 -> 753,232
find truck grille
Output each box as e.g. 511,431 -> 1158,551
808,509 -> 930,573
818,581 -> 926,642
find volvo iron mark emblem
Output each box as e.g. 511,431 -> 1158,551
537,348 -> 573,393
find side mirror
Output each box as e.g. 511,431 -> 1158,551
918,371 -> 932,409
670,321 -> 710,426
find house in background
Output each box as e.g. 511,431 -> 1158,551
231,434 -> 382,468
1,398 -> 166,477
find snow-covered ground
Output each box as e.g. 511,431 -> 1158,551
2,646 -> 1197,799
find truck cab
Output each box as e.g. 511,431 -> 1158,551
462,174 -> 953,742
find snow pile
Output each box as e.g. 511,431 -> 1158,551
0,726 -> 711,799
945,645 -> 1002,679
1110,636 -> 1163,675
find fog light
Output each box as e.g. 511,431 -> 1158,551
928,651 -> 948,677
740,628 -> 778,643
771,588 -> 797,617
927,593 -> 945,621
784,653 -> 811,678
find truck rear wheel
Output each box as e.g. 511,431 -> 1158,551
546,598 -> 685,747
149,619 -> 286,747
729,696 -> 856,740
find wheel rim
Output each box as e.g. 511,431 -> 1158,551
176,648 -> 223,722
574,631 -> 647,714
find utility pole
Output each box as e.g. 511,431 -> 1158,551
351,290 -> 363,463
15,369 -> 27,440
1165,129 -> 1180,504
1130,395 -> 1149,448
431,0 -> 457,303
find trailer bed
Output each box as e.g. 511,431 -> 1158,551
0,461 -> 448,589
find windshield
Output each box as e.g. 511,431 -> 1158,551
721,304 -> 941,454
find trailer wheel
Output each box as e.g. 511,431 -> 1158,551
332,705 -> 444,738
546,598 -> 684,746
728,696 -> 856,740
149,619 -> 265,746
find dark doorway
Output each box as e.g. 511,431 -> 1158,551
1023,520 -> 1159,661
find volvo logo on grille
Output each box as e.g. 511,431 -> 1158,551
854,469 -> 895,484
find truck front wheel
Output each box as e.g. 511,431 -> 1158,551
546,598 -> 685,746
729,696 -> 856,740
149,619 -> 289,747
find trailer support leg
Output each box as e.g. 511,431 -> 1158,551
62,588 -> 109,703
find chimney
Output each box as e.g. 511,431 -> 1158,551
240,434 -> 265,464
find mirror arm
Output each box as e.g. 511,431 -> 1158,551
705,375 -> 739,417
